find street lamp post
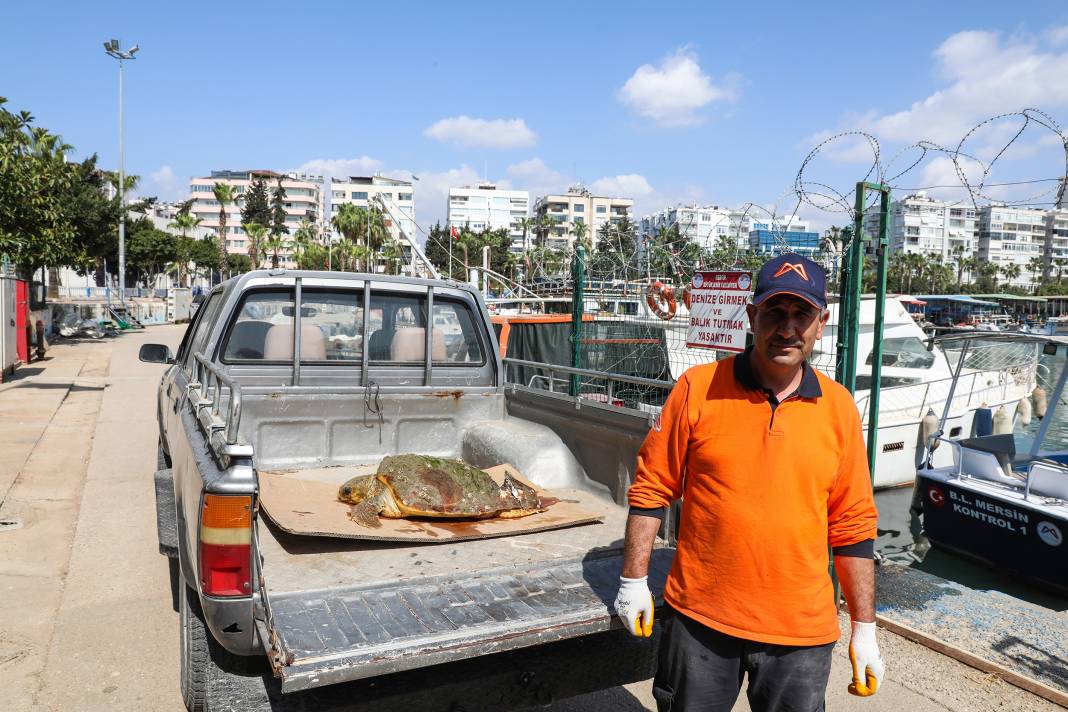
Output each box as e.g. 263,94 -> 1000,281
103,39 -> 139,304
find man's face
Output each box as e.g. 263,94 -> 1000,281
746,294 -> 829,368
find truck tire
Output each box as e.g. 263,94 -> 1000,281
158,438 -> 172,470
180,584 -> 211,712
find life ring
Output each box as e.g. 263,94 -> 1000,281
646,281 -> 677,320
681,285 -> 692,310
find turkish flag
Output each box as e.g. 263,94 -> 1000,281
451,226 -> 458,240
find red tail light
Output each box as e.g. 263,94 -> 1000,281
200,494 -> 252,597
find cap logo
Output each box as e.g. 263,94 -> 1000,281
773,262 -> 809,282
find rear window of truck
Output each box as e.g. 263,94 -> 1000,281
220,288 -> 484,366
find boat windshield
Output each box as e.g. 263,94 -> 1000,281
866,336 -> 935,369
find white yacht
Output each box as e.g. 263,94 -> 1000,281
498,289 -> 1040,489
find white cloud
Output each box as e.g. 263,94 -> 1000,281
293,156 -> 383,179
505,158 -> 572,199
142,165 -> 184,201
1048,24 -> 1068,46
424,116 -> 537,149
618,48 -> 737,127
590,174 -> 655,199
867,30 -> 1068,144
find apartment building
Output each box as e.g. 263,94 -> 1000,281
640,205 -> 735,251
330,175 -> 416,243
1044,209 -> 1068,272
447,183 -> 529,251
533,186 -> 634,250
188,170 -> 325,261
977,205 -> 1047,290
863,192 -> 978,261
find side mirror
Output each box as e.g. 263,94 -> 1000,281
1043,342 -> 1058,356
139,343 -> 174,364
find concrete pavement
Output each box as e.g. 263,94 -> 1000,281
0,325 -> 1059,711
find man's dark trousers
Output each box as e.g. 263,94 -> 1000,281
652,608 -> 833,712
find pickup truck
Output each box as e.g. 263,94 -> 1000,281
140,270 -> 677,711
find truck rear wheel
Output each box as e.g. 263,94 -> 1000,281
180,584 -> 211,711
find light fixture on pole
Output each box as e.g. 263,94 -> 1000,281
103,39 -> 139,304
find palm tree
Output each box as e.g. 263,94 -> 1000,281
243,222 -> 267,269
949,245 -> 967,291
167,214 -> 202,287
212,182 -> 239,265
261,233 -> 291,269
535,215 -> 556,248
570,220 -> 591,253
516,217 -> 537,254
1000,263 -> 1022,291
1027,256 -> 1045,293
1056,258 -> 1068,285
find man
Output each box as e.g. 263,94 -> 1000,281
615,254 -> 883,712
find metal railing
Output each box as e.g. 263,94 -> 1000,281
191,353 -> 244,454
503,357 -> 674,414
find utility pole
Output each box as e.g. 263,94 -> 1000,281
103,39 -> 139,304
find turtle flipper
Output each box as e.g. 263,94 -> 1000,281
351,497 -> 383,528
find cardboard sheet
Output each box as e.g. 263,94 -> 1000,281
258,463 -> 605,542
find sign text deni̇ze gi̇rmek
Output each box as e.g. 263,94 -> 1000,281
686,271 -> 753,353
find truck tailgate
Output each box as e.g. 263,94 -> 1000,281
262,549 -> 672,693
254,497 -> 673,693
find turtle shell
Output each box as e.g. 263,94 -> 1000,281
376,454 -> 539,518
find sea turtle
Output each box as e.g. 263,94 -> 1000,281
338,454 -> 544,528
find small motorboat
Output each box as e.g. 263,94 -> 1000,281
914,333 -> 1068,593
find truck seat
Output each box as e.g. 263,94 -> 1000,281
263,323 -> 327,361
224,320 -> 273,360
1027,462 -> 1068,501
368,328 -> 395,361
391,327 -> 447,362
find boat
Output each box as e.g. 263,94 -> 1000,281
914,333 -> 1068,593
1042,315 -> 1068,337
491,285 -> 1040,489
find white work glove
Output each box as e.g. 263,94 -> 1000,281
614,575 -> 654,638
848,620 -> 885,697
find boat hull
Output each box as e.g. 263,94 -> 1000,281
916,472 -> 1068,592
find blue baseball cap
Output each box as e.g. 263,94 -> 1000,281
753,253 -> 827,310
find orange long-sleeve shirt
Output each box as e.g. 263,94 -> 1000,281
628,352 -> 878,646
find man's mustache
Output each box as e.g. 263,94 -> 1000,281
770,340 -> 804,348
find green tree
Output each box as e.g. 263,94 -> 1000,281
270,178 -> 289,238
168,213 -> 202,287
212,182 -> 239,265
241,176 -> 270,227
261,233 -> 291,269
243,221 -> 267,269
62,155 -> 122,286
535,214 -> 556,248
570,220 -> 591,253
190,236 -> 223,283
126,222 -> 176,288
1027,256 -> 1045,293
1000,262 -> 1021,291
516,217 -> 537,254
0,99 -> 79,276
226,252 -> 252,276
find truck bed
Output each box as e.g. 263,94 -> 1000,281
255,492 -> 673,692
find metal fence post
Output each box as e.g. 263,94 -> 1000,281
865,186 -> 892,476
570,245 -> 586,397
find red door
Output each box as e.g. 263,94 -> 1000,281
15,279 -> 29,363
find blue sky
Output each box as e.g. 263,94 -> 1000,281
5,0 -> 1068,233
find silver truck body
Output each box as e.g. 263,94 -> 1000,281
150,270 -> 674,709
